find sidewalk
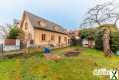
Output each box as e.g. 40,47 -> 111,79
0,50 -> 24,57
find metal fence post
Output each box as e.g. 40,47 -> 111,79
0,44 -> 4,59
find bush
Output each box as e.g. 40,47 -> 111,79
95,31 -> 103,50
80,28 -> 96,39
95,30 -> 119,53
7,27 -> 24,39
110,31 -> 119,53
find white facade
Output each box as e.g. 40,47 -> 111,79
82,39 -> 95,47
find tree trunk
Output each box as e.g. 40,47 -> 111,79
88,40 -> 93,48
103,29 -> 112,57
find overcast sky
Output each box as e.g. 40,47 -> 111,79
0,0 -> 116,30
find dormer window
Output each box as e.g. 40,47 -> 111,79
38,21 -> 41,26
53,26 -> 59,31
38,20 -> 47,27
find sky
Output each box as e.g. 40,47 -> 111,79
0,0 -> 116,30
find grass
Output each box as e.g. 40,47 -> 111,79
0,46 -> 119,80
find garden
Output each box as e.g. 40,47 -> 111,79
0,46 -> 119,80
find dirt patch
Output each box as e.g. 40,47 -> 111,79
64,50 -> 80,57
64,47 -> 85,57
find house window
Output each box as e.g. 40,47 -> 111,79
42,34 -> 46,41
51,35 -> 55,41
30,40 -> 34,44
25,22 -> 28,30
58,36 -> 61,43
64,37 -> 67,41
38,21 -> 47,27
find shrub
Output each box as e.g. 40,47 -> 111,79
110,31 -> 119,53
95,31 -> 103,50
80,28 -> 96,39
7,27 -> 24,39
95,30 -> 119,53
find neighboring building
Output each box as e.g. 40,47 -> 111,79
68,30 -> 81,45
82,39 -> 95,48
19,11 -> 70,48
69,30 -> 80,39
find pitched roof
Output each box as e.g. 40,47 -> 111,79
24,11 -> 67,34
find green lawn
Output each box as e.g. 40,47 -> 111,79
0,46 -> 119,80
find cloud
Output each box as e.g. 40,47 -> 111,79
0,0 -> 96,28
0,0 -> 118,29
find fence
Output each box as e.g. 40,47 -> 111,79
0,39 -> 20,52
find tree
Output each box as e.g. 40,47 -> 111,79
80,28 -> 96,39
80,28 -> 96,48
95,24 -> 119,54
7,26 -> 24,39
81,2 -> 119,57
81,2 -> 119,27
99,24 -> 117,56
0,24 -> 13,38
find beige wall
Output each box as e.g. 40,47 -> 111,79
21,15 -> 34,47
21,15 -> 70,48
34,29 -> 70,47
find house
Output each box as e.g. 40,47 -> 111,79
19,11 -> 70,48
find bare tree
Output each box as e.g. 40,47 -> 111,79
81,2 -> 119,56
0,24 -> 12,38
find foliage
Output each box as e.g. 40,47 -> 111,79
81,1 -> 119,56
95,30 -> 103,50
80,28 -> 96,40
98,24 -> 118,32
110,31 -> 119,53
7,26 -> 24,39
95,24 -> 119,52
